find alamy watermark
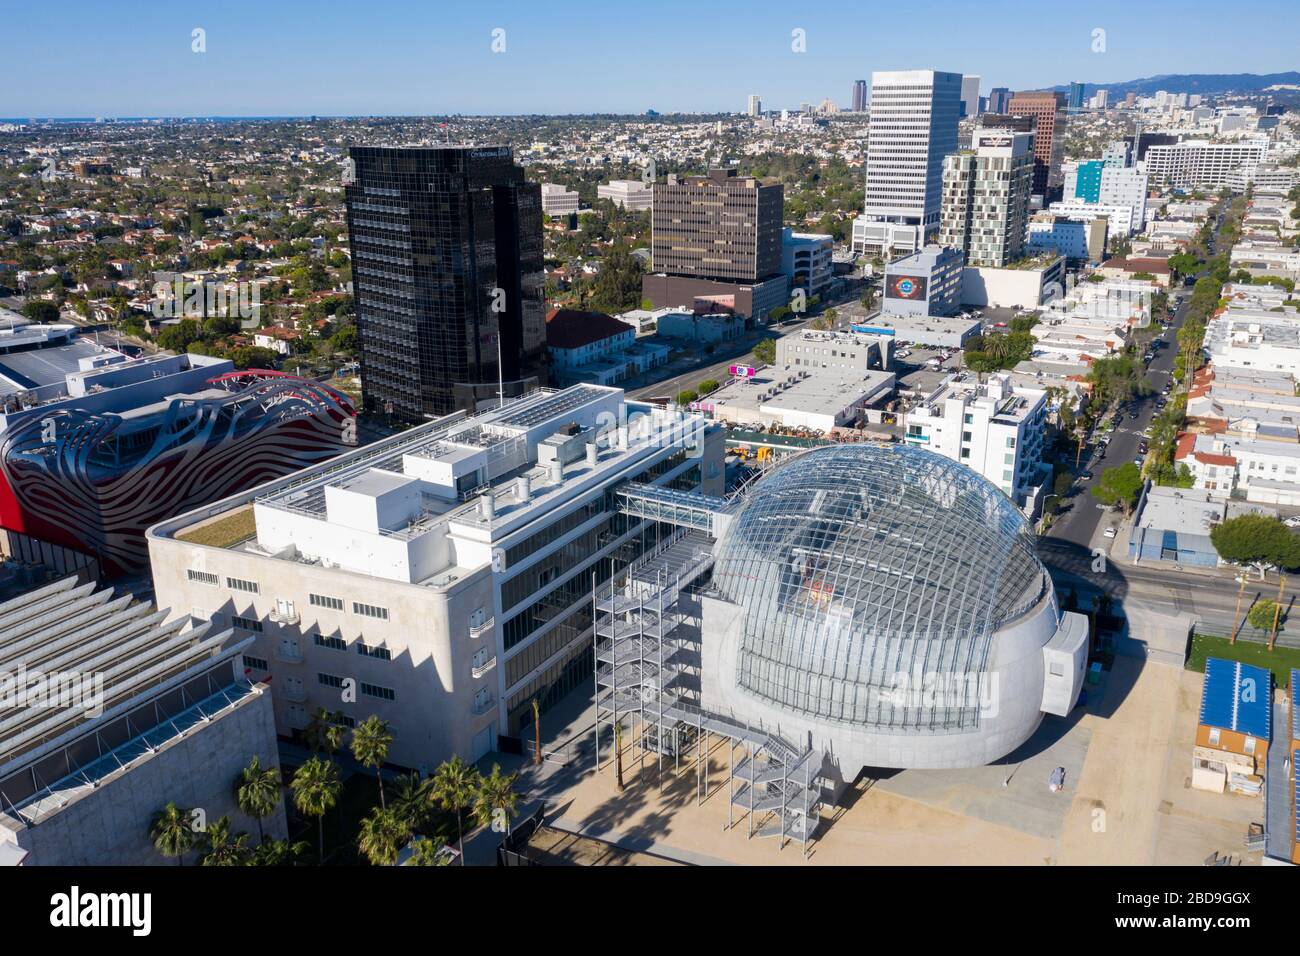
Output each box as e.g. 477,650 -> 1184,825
1,666 -> 104,718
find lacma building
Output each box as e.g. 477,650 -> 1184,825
149,385 -> 723,768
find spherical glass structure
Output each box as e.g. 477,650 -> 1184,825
712,443 -> 1048,732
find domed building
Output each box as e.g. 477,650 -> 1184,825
700,443 -> 1088,776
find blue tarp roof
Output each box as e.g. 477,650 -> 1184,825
1200,658 -> 1272,740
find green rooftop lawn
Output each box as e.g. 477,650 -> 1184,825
1186,633 -> 1300,686
175,506 -> 256,549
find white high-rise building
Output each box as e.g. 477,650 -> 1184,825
852,69 -> 963,259
747,94 -> 762,117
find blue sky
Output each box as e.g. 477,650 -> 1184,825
7,0 -> 1299,117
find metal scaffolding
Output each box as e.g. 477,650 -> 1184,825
592,529 -> 824,857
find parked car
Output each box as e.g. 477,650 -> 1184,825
1103,526 -> 1118,539
1079,470 -> 1093,481
1138,440 -> 1149,454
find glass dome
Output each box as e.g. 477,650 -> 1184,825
712,443 -> 1048,732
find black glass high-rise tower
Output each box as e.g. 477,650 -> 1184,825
344,145 -> 545,419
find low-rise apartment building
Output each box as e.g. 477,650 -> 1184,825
902,372 -> 1051,513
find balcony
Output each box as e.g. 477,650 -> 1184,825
471,655 -> 497,679
471,694 -> 495,716
274,644 -> 304,664
284,708 -> 310,731
469,617 -> 494,640
270,607 -> 300,626
281,684 -> 307,704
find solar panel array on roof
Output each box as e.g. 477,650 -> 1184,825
1200,657 -> 1272,740
1291,669 -> 1299,743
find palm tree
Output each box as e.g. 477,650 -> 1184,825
473,764 -> 521,835
304,707 -> 345,755
234,755 -> 282,843
390,772 -> 434,835
149,802 -> 195,866
291,756 -> 342,863
357,807 -> 410,866
406,836 -> 452,866
351,715 -> 393,808
431,756 -> 480,865
248,838 -> 311,866
201,816 -> 252,866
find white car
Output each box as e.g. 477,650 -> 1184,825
1285,515 -> 1300,529
1103,526 -> 1118,539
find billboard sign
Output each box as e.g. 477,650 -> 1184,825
886,275 -> 928,301
729,365 -> 756,378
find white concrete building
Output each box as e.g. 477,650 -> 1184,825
597,179 -> 653,211
902,372 -> 1051,513
1046,199 -> 1138,237
540,183 -> 580,217
696,366 -> 896,432
148,384 -> 725,767
1144,140 -> 1269,189
852,69 -> 963,258
781,229 -> 834,296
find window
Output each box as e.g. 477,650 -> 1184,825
243,655 -> 269,672
353,602 -> 389,620
1244,737 -> 1256,754
310,593 -> 344,611
357,642 -> 392,661
314,633 -> 348,652
318,673 -> 346,689
360,682 -> 396,701
1208,727 -> 1221,746
227,577 -> 260,594
187,569 -> 219,586
232,615 -> 264,633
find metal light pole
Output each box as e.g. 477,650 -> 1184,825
1230,572 -> 1247,645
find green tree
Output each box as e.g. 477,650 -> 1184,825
149,802 -> 196,866
752,337 -> 776,366
234,754 -> 282,843
351,715 -> 393,809
405,836 -> 452,866
1090,463 -> 1143,515
21,300 -> 60,323
431,756 -> 481,866
304,707 -> 345,755
201,816 -> 252,866
249,838 -> 310,867
357,807 -> 411,866
291,756 -> 342,863
473,763 -> 521,835
1210,514 -> 1300,579
1247,599 -> 1279,633
390,772 -> 434,835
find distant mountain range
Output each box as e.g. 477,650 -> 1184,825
1050,72 -> 1300,97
